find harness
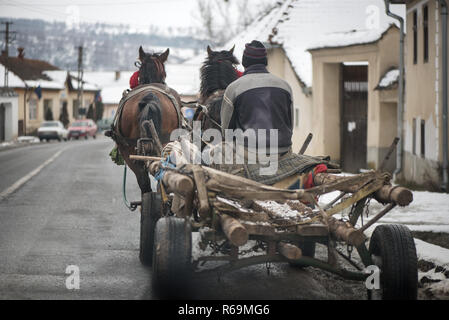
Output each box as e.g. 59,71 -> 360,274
107,83 -> 186,147
196,89 -> 225,130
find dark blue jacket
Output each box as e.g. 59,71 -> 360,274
221,64 -> 293,153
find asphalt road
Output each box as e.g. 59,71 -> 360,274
0,136 -> 368,299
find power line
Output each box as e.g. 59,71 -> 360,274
76,45 -> 84,119
1,21 -> 17,87
0,0 -> 182,6
0,1 -> 193,31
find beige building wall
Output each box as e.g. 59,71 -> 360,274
13,86 -> 96,134
309,26 -> 400,169
265,28 -> 400,170
402,0 -> 444,188
103,103 -> 118,120
267,47 -> 314,154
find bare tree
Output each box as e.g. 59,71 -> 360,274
194,0 -> 277,47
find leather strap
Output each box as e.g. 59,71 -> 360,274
110,83 -> 186,147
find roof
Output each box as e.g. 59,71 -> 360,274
79,65 -> 200,105
375,67 -> 399,90
308,24 -> 398,51
206,0 -> 405,88
0,55 -> 66,90
0,87 -> 18,97
0,55 -> 59,81
0,63 -> 27,88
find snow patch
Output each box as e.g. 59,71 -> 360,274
377,68 -> 399,89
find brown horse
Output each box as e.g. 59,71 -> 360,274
110,46 -> 181,194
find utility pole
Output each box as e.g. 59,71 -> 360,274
76,45 -> 84,119
1,21 -> 17,88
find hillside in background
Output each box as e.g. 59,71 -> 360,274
0,17 -> 208,71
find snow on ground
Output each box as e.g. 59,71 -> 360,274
191,182 -> 449,297
17,136 -> 40,143
319,187 -> 449,233
0,141 -> 13,148
414,239 -> 449,268
320,187 -> 449,296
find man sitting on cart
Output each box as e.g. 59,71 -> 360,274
220,40 -> 294,158
218,40 -> 328,191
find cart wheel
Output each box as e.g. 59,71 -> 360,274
139,192 -> 161,266
152,216 -> 192,299
368,224 -> 418,300
289,241 -> 315,268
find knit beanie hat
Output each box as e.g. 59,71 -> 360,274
242,40 -> 267,68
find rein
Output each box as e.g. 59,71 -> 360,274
198,103 -> 222,130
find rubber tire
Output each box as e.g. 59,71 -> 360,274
289,241 -> 315,268
152,217 -> 192,299
369,224 -> 418,300
139,192 -> 161,266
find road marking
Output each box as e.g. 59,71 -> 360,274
0,148 -> 65,201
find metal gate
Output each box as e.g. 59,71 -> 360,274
340,65 -> 368,173
0,103 -> 5,142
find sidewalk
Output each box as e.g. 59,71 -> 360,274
0,136 -> 41,152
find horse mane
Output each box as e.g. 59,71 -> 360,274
200,59 -> 238,99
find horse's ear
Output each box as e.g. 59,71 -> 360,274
229,44 -> 235,54
207,45 -> 213,56
139,46 -> 145,60
159,48 -> 169,63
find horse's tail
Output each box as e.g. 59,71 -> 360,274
138,92 -> 162,139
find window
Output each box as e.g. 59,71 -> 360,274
412,118 -> 417,155
423,4 -> 429,63
73,99 -> 79,118
44,99 -> 53,120
29,98 -> 38,120
413,10 -> 418,64
421,119 -> 425,157
295,108 -> 299,128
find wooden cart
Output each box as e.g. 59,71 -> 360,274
131,143 -> 417,300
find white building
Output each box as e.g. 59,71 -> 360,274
0,87 -> 19,142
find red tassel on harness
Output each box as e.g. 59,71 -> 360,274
235,69 -> 243,78
304,164 -> 328,189
129,71 -> 140,89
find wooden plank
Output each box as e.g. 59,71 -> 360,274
327,216 -> 365,246
192,165 -> 211,219
241,222 -> 275,236
298,133 -> 313,155
296,224 -> 329,237
374,185 -> 413,206
325,179 -> 384,216
130,155 -> 163,162
278,242 -> 302,260
220,213 -> 249,246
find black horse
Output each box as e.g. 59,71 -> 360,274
194,45 -> 240,132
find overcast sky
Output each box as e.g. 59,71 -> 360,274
0,0 -> 200,30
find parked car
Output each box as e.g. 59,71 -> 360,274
37,121 -> 68,142
68,119 -> 98,140
96,118 -> 113,132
